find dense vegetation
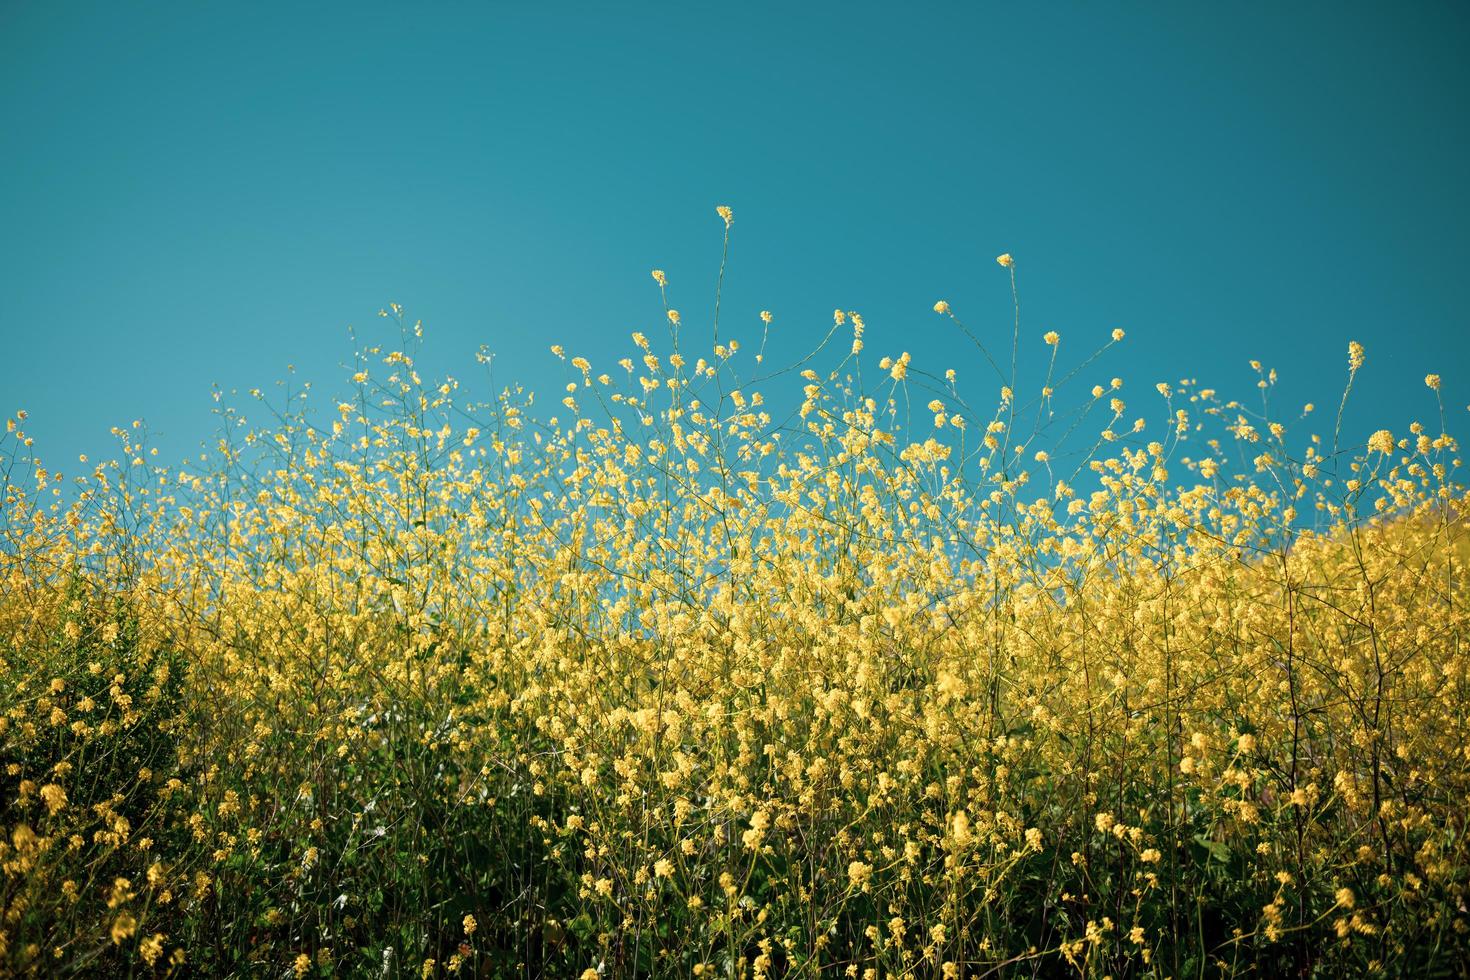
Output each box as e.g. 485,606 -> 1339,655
4,219 -> 1467,976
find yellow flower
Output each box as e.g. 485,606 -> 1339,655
667,310 -> 680,326
716,205 -> 733,228
39,783 -> 66,815
996,253 -> 1014,268
933,300 -> 951,315
1367,429 -> 1395,454
759,310 -> 773,324
1426,374 -> 1441,390
1349,340 -> 1365,371
110,912 -> 138,945
1112,328 -> 1125,342
1043,331 -> 1059,345
139,934 -> 165,966
651,269 -> 667,287
462,913 -> 477,935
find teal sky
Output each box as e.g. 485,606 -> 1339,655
3,1 -> 1467,470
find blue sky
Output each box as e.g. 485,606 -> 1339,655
3,1 -> 1467,470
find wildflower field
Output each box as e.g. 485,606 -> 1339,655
3,218 -> 1468,978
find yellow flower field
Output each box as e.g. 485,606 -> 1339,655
3,221 -> 1468,976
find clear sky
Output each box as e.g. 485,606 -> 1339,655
3,1 -> 1467,470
